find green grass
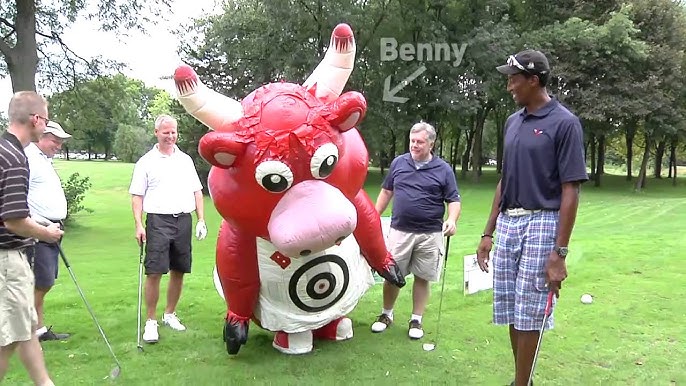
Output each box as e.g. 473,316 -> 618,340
5,160 -> 685,385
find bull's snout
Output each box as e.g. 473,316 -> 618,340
268,180 -> 357,257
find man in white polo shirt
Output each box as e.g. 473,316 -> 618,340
25,120 -> 72,342
129,114 -> 208,344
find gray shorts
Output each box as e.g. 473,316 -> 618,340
387,228 -> 445,282
145,213 -> 193,275
28,241 -> 59,288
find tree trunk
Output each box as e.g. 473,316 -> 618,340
448,139 -> 454,169
670,139 -> 678,187
390,130 -> 396,160
594,135 -> 605,187
492,107 -> 507,174
470,106 -> 490,182
461,123 -> 474,178
654,140 -> 665,179
2,0 -> 39,91
625,119 -> 637,181
589,133 -> 596,181
451,132 -> 460,173
437,128 -> 443,159
635,134 -> 652,191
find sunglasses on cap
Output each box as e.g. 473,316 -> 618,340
507,55 -> 534,74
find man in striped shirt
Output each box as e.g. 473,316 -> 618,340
0,91 -> 63,386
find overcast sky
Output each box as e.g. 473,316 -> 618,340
0,0 -> 222,117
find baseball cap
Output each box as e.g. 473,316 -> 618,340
44,121 -> 72,139
496,49 -> 550,76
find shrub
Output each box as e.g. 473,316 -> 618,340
62,172 -> 93,221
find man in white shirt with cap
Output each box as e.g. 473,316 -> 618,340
25,120 -> 72,342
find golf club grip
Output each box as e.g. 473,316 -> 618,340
544,291 -> 554,315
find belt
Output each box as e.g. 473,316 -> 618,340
151,213 -> 189,218
504,208 -> 542,217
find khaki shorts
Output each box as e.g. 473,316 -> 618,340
0,248 -> 38,347
388,228 -> 445,282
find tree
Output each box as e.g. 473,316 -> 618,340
0,0 -> 170,92
114,123 -> 152,163
0,110 -> 7,128
48,74 -> 163,158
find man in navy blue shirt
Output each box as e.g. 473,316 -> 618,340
476,50 -> 588,386
371,121 -> 461,340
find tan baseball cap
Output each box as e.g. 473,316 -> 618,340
44,121 -> 72,139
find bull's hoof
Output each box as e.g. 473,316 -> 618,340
379,261 -> 406,288
224,319 -> 249,355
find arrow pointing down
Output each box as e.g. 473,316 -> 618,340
383,65 -> 427,104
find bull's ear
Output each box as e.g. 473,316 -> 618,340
325,91 -> 367,132
198,132 -> 247,168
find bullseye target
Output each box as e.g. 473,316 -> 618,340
289,255 -> 349,312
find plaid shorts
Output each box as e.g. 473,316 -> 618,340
492,210 -> 559,331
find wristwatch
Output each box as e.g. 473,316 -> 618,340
554,246 -> 569,258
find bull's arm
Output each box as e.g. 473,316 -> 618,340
216,219 -> 259,355
352,189 -> 406,288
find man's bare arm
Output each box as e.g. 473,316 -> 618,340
482,179 -> 502,236
5,217 -> 62,243
375,188 -> 394,215
447,201 -> 461,223
132,195 -> 144,228
555,182 -> 580,247
194,190 -> 205,222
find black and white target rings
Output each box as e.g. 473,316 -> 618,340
288,254 -> 349,312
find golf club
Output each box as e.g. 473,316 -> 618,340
55,243 -> 122,379
528,290 -> 554,385
136,242 -> 145,352
422,235 -> 450,352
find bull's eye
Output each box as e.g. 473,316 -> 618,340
255,161 -> 293,193
310,143 -> 339,179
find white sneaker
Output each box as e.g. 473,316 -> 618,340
143,319 -> 159,343
371,313 -> 393,333
163,312 -> 186,331
408,319 -> 424,339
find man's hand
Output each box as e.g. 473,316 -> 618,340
544,251 -> 568,298
136,225 -> 146,246
476,237 -> 493,273
442,220 -> 456,236
195,220 -> 208,240
43,223 -> 64,244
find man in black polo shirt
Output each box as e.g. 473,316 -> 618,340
0,91 -> 63,385
476,50 -> 588,386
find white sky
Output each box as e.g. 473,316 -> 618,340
0,0 -> 223,116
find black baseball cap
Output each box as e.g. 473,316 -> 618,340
496,49 -> 550,76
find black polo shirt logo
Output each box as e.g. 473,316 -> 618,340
533,128 -> 543,135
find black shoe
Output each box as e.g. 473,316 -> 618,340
39,326 -> 70,341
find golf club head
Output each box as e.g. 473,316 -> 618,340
422,342 -> 436,351
137,345 -> 144,352
110,365 -> 121,379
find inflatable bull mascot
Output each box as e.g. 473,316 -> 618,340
173,23 -> 405,356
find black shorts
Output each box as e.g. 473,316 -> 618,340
145,213 -> 193,275
28,241 -> 60,288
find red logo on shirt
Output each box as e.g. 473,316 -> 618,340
533,128 -> 543,135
